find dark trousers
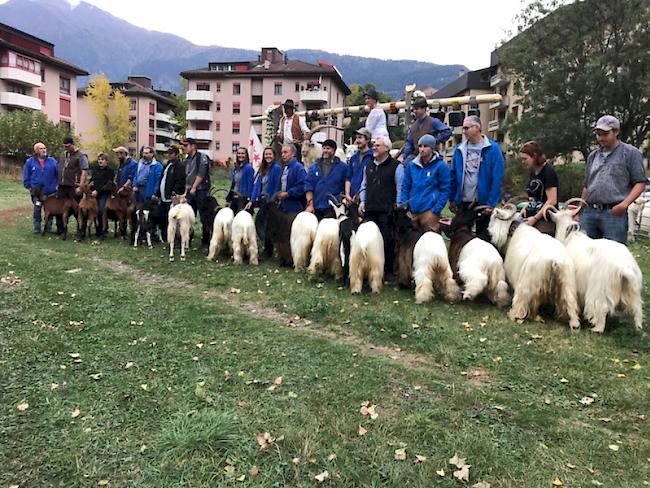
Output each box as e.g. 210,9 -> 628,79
159,201 -> 171,242
96,193 -> 109,236
55,185 -> 79,231
461,202 -> 490,240
315,207 -> 336,221
135,186 -> 147,204
188,189 -> 210,243
255,205 -> 273,257
365,210 -> 395,275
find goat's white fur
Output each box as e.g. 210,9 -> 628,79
488,209 -> 580,329
207,207 -> 234,260
457,238 -> 510,306
308,218 -> 342,279
348,221 -> 385,294
551,209 -> 643,332
627,196 -> 646,242
230,210 -> 258,265
412,232 -> 461,303
290,211 -> 318,271
167,203 -> 195,262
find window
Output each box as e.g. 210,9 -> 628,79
41,67 -> 45,83
129,131 -> 136,142
8,84 -> 26,95
0,52 -> 6,65
59,97 -> 71,117
295,82 -> 300,92
195,102 -> 210,111
232,102 -> 240,114
336,92 -> 339,103
61,120 -> 71,131
149,118 -> 155,129
215,102 -> 221,112
196,82 -> 210,91
216,82 -> 221,92
149,102 -> 155,115
59,76 -> 70,95
251,95 -> 262,105
232,122 -> 240,134
274,83 -> 282,95
149,134 -> 155,146
37,90 -> 46,106
129,99 -> 136,111
215,141 -> 221,150
233,83 -> 240,95
195,121 -> 210,130
215,121 -> 221,131
231,142 -> 240,152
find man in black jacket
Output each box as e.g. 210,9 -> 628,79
156,146 -> 187,241
89,152 -> 115,237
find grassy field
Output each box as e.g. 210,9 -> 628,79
1,174 -> 648,487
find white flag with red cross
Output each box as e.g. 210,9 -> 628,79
248,127 -> 263,172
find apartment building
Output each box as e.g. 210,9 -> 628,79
181,47 -> 351,160
0,22 -> 88,131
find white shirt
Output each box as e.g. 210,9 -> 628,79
365,107 -> 388,141
281,114 -> 309,144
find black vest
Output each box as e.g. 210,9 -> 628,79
365,156 -> 400,213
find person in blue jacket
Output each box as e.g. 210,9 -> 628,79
250,147 -> 282,257
399,97 -> 452,165
400,134 -> 451,232
113,146 -> 138,190
227,147 -> 255,203
133,146 -> 163,204
449,115 -> 504,237
277,144 -> 306,214
23,142 -> 59,233
344,127 -> 374,201
305,139 -> 348,220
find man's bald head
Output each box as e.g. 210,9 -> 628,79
33,142 -> 47,158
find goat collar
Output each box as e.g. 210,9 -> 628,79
508,219 -> 522,238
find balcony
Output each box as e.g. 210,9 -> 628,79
299,87 -> 328,103
0,91 -> 41,110
187,90 -> 214,102
488,118 -> 505,133
155,111 -> 174,124
489,95 -> 510,110
154,142 -> 167,152
186,110 -> 214,122
155,126 -> 177,140
0,67 -> 41,87
186,129 -> 213,141
490,72 -> 510,88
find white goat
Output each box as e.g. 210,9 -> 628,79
290,211 -> 319,271
308,217 -> 342,280
207,207 -> 234,260
167,200 -> 195,262
488,204 -> 580,329
348,221 -> 384,294
230,210 -> 258,265
548,200 -> 643,332
412,232 -> 461,303
627,196 -> 646,242
457,238 -> 510,306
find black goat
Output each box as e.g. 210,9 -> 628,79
134,200 -> 161,249
338,200 -> 361,285
390,205 -> 424,288
260,195 -> 296,266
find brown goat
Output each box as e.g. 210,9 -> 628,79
390,205 -> 425,288
103,182 -> 134,238
32,187 -> 78,240
77,183 -> 99,239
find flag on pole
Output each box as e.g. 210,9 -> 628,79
248,127 -> 263,172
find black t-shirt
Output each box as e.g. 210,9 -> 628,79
526,164 -> 558,204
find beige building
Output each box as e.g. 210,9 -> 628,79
0,22 -> 88,132
181,47 -> 351,160
77,76 -> 178,159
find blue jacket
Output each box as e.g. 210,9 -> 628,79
305,157 -> 347,210
227,162 -> 255,201
251,161 -> 282,203
23,155 -> 59,195
116,157 -> 138,187
280,158 -> 307,213
133,160 -> 163,199
403,116 -> 452,157
346,148 -> 374,197
450,135 -> 504,207
400,153 -> 451,215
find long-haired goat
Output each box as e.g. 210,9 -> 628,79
349,220 -> 385,294
442,206 -> 510,306
291,211 -> 319,271
488,203 -> 580,329
391,204 -> 425,288
230,196 -> 258,265
167,194 -> 195,262
308,217 -> 343,280
547,198 -> 643,333
207,207 -> 234,260
412,231 -> 461,303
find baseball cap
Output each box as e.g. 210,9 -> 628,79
593,115 -> 620,132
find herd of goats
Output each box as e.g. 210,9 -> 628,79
31,182 -> 644,335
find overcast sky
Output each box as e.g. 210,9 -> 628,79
54,0 -> 529,70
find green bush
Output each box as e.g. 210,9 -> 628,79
503,156 -> 586,202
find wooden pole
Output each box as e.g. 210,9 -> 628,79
250,93 -> 502,122
403,83 -> 416,128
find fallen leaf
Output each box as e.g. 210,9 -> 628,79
224,465 -> 235,475
327,453 -> 337,461
257,432 -> 276,452
358,425 -> 367,436
288,391 -> 298,399
473,483 -> 491,488
71,408 -> 80,418
479,337 -> 487,343
591,481 -> 603,486
314,471 -> 329,483
598,417 -> 612,423
230,287 -> 241,294
394,448 -> 407,461
97,480 -> 109,486
249,465 -> 259,476
90,373 -> 102,381
608,444 -> 619,452
552,478 -> 563,486
566,463 -> 577,469
436,468 -> 445,477
65,268 -> 82,273
292,457 -> 301,465
51,383 -> 59,390
17,402 -> 29,411
454,465 -> 470,482
560,378 -> 569,383
579,396 -> 594,406
140,384 -> 149,391
235,475 -> 245,482
632,363 -> 641,370
124,362 -> 134,369
449,454 -> 467,468
413,454 -> 427,464
139,444 -> 147,453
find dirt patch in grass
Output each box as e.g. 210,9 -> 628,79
466,367 -> 491,386
89,256 -> 431,370
0,205 -> 31,221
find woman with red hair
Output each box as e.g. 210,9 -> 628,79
520,141 -> 558,226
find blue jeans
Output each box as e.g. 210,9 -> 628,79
580,207 -> 628,244
135,186 -> 147,204
96,193 -> 109,235
31,195 -> 53,232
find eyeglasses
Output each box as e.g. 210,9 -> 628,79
462,126 -> 473,131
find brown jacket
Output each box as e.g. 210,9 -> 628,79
58,149 -> 88,187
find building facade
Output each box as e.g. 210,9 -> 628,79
77,76 -> 178,159
181,47 -> 351,160
0,22 -> 88,131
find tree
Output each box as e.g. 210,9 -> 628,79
84,73 -> 134,157
343,83 -> 404,146
0,110 -> 71,160
498,0 -> 650,157
172,77 -> 188,139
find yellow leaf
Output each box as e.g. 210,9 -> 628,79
413,454 -> 427,464
472,483 -> 491,488
314,471 -> 329,483
17,402 -> 29,411
632,363 -> 641,370
249,465 -> 259,476
454,465 -> 470,482
274,376 -> 282,385
292,457 -> 301,465
71,408 -> 81,418
235,475 -> 245,482
436,469 -> 446,477
552,478 -> 563,486
449,454 -> 467,468
97,480 -> 109,486
327,453 -> 337,461
358,425 -> 367,436
51,383 -> 59,390
394,448 -> 407,461
288,391 -> 298,399
566,463 -> 577,469
608,444 -> 619,452
140,384 -> 149,391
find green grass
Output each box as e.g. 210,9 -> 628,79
0,176 -> 28,211
0,176 -> 649,487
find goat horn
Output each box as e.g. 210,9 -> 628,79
543,205 -> 558,221
495,203 -> 517,220
504,194 -> 529,206
564,197 -> 587,217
